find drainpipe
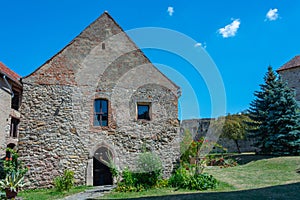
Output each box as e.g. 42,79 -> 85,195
3,75 -> 14,98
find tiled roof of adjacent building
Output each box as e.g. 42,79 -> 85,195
277,55 -> 300,72
0,62 -> 21,85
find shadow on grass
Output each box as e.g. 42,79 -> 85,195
105,182 -> 300,200
230,154 -> 277,165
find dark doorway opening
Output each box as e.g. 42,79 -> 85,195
93,147 -> 113,186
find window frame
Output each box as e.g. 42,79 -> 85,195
10,117 -> 20,138
136,102 -> 151,121
93,99 -> 109,127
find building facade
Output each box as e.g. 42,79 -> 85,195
18,12 -> 181,188
277,55 -> 300,102
0,62 -> 22,157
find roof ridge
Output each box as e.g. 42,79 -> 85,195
277,55 -> 300,72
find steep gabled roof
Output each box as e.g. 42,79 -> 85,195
0,62 -> 21,85
277,55 -> 300,72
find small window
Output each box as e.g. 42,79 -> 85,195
10,118 -> 19,138
94,99 -> 108,126
11,89 -> 21,110
137,103 -> 150,120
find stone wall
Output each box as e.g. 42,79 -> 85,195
278,66 -> 300,102
18,12 -> 180,188
0,78 -> 21,157
19,81 -> 180,188
0,78 -> 11,156
180,119 -> 257,153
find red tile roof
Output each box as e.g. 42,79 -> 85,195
277,55 -> 300,72
0,62 -> 21,84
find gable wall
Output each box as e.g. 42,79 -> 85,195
18,13 -> 180,188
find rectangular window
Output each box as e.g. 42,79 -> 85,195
10,118 -> 19,138
137,103 -> 150,120
11,89 -> 21,110
94,99 -> 108,126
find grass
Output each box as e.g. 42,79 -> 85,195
101,156 -> 300,199
15,156 -> 300,200
18,185 -> 92,200
206,156 -> 300,190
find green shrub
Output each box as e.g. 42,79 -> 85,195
169,167 -> 217,190
168,167 -> 190,188
2,148 -> 28,177
53,170 -> 74,192
188,173 -> 217,190
115,152 -> 164,192
155,179 -> 169,188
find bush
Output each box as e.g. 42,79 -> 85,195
168,167 -> 190,188
169,167 -> 217,190
115,152 -> 163,192
53,170 -> 74,192
188,173 -> 217,190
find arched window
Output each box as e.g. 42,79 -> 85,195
94,99 -> 108,126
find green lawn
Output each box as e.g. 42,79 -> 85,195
18,185 -> 92,200
101,156 -> 300,200
16,156 -> 300,200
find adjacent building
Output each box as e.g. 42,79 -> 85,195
277,55 -> 300,102
0,62 -> 22,157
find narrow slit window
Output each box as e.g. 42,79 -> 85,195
10,118 -> 19,138
137,104 -> 150,120
94,99 -> 108,126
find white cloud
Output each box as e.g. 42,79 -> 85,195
266,8 -> 279,21
218,19 -> 241,38
194,42 -> 207,49
167,6 -> 174,16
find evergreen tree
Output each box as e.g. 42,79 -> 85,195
248,66 -> 300,155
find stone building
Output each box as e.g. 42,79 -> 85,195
18,12 -> 181,188
277,55 -> 300,102
0,62 -> 22,157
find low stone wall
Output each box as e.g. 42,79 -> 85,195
180,119 -> 258,153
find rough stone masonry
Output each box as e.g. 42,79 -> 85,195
18,12 -> 181,188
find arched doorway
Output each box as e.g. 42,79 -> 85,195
93,146 -> 113,186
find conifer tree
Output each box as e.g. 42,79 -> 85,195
248,66 -> 300,155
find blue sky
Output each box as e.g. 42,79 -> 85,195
1,0 -> 300,119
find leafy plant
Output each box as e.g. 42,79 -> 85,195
116,151 -> 163,192
53,170 -> 74,192
0,171 -> 27,192
2,148 -> 28,177
168,167 -> 190,188
168,167 -> 217,190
